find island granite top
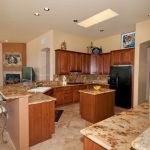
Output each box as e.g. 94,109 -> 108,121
79,88 -> 115,95
80,102 -> 150,150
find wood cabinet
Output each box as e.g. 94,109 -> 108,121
29,101 -> 55,146
98,54 -> 103,75
103,53 -> 111,75
111,50 -> 122,65
111,48 -> 134,65
80,90 -> 115,123
90,54 -> 99,74
84,137 -> 106,150
55,50 -> 69,75
82,54 -> 91,74
121,48 -> 134,64
52,87 -> 64,105
69,52 -> 82,72
63,86 -> 73,104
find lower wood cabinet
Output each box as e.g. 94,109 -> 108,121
45,84 -> 109,106
29,101 -> 55,146
84,137 -> 106,150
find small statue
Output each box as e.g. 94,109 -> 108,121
61,41 -> 67,50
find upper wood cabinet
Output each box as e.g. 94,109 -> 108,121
111,50 -> 122,65
55,50 -> 69,75
90,54 -> 99,74
82,54 -> 91,74
69,52 -> 82,72
121,48 -> 134,65
98,54 -> 103,75
103,53 -> 111,75
111,48 -> 134,65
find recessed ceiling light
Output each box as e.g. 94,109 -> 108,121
78,9 -> 119,28
73,19 -> 78,23
44,7 -> 50,11
147,13 -> 150,16
5,40 -> 8,43
99,29 -> 104,32
34,12 -> 40,16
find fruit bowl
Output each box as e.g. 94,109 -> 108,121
93,85 -> 101,91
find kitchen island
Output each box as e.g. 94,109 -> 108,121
80,102 -> 150,150
79,88 -> 115,123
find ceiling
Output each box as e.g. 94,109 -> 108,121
0,0 -> 150,43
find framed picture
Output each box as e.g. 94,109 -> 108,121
4,53 -> 22,67
122,32 -> 135,49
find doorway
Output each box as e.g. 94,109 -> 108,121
41,48 -> 50,80
138,41 -> 150,104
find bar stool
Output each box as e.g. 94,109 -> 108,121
0,95 -> 7,143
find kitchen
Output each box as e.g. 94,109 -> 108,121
0,0 -> 150,150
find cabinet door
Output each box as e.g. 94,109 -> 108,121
72,86 -> 80,102
69,52 -> 76,71
53,88 -> 64,106
82,54 -> 90,74
29,101 -> 54,146
82,54 -> 87,74
91,54 -> 99,74
69,52 -> 82,72
64,91 -> 73,104
98,55 -> 103,75
76,53 -> 82,71
55,50 -> 69,75
111,50 -> 121,65
103,53 -> 111,75
121,48 -> 134,65
86,54 -> 91,74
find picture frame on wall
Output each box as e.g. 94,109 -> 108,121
4,53 -> 22,67
122,32 -> 135,49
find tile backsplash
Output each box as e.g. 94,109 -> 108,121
53,73 -> 109,84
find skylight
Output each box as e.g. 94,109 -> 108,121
78,9 -> 119,28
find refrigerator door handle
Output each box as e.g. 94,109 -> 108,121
116,74 -> 119,90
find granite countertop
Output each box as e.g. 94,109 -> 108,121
80,102 -> 150,150
0,81 -> 110,104
0,85 -> 31,99
79,88 -> 115,95
28,93 -> 56,105
131,126 -> 150,150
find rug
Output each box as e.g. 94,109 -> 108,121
55,110 -> 64,122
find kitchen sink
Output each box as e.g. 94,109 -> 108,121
27,87 -> 51,93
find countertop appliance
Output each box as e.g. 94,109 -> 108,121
109,65 -> 132,109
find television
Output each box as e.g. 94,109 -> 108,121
22,67 -> 35,82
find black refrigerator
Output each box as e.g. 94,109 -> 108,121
109,65 -> 132,109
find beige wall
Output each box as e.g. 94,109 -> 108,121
0,43 -> 3,85
53,30 -> 92,53
94,34 -> 122,53
27,30 -> 92,80
134,19 -> 150,107
27,30 -> 54,80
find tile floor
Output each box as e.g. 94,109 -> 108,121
0,103 -> 126,150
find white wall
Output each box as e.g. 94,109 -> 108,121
0,43 -> 3,85
94,34 -> 122,53
134,19 -> 150,107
